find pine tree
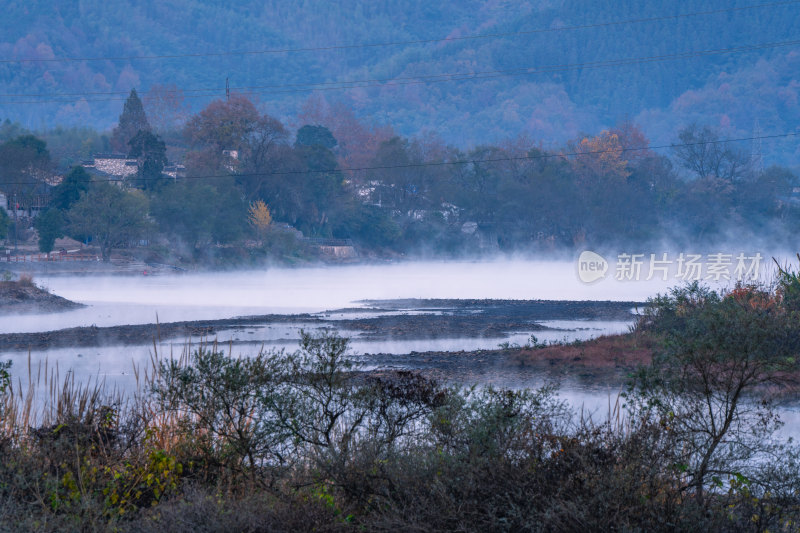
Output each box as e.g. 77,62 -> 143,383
110,89 -> 151,153
128,130 -> 168,190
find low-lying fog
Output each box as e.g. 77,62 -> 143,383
3,258 -> 723,334
4,258 -> 799,438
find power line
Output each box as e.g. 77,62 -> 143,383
2,131 -> 796,186
129,132 -> 800,181
3,38 -> 799,105
1,0 -> 797,64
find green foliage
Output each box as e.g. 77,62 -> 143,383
0,118 -> 29,143
153,347 -> 286,483
50,166 -> 90,211
40,126 -> 111,170
111,89 -> 151,153
0,134 -> 52,208
35,208 -> 65,253
128,130 -> 168,190
103,447 -> 183,516
332,204 -> 401,248
209,180 -> 248,244
5,88 -> 800,258
775,255 -> 800,312
295,125 -> 337,149
150,181 -> 217,248
631,281 -> 800,505
0,359 -> 10,395
0,205 -> 9,240
67,183 -> 151,261
2,330 -> 800,530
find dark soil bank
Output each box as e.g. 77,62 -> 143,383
0,281 -> 84,315
0,314 -> 317,351
343,299 -> 640,338
0,299 -> 639,351
363,333 -> 656,387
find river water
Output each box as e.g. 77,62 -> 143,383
2,259 -> 798,435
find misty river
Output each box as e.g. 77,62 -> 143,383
2,259 -> 799,435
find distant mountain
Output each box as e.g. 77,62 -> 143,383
0,0 -> 798,164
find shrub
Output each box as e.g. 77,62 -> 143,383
1,330 -> 799,530
631,279 -> 800,507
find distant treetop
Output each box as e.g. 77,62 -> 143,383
295,125 -> 338,150
110,89 -> 151,153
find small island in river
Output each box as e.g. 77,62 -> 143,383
0,278 -> 84,315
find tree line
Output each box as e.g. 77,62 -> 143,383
0,89 -> 797,263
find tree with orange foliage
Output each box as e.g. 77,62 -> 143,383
570,130 -> 631,183
609,120 -> 652,164
183,94 -> 287,176
248,200 -> 272,243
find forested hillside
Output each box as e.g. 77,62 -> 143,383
0,0 -> 798,164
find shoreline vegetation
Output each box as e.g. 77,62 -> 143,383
3,92 -> 800,270
2,272 -> 800,530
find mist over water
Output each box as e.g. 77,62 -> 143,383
1,259 -> 653,400
2,258 -> 716,334
4,257 -> 800,439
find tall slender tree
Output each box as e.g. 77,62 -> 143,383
110,89 -> 151,153
128,130 -> 168,190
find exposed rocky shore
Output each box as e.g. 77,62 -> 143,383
0,280 -> 84,315
0,298 -> 639,351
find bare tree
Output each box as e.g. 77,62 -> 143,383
143,84 -> 190,134
672,124 -> 751,181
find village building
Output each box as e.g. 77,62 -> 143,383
0,187 -> 53,219
82,154 -> 185,185
163,164 -> 187,180
81,153 -> 139,181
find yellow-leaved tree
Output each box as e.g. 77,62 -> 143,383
248,200 -> 272,242
570,130 -> 631,184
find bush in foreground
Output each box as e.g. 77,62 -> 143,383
1,324 -> 799,531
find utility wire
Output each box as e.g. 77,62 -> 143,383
1,0 -> 797,64
3,38 -> 799,105
1,132 -> 796,186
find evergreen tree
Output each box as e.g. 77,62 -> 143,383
51,166 -> 90,211
128,130 -> 168,190
295,125 -> 337,149
0,206 -> 9,240
35,209 -> 65,253
110,89 -> 151,153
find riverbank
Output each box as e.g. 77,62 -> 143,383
363,332 -> 655,387
0,299 -> 638,351
0,278 -> 84,315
